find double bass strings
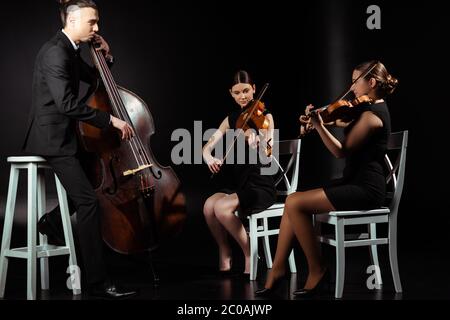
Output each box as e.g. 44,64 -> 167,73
90,44 -> 152,171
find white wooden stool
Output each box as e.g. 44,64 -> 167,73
0,156 -> 81,299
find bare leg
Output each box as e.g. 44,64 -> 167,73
203,193 -> 232,271
263,211 -> 296,288
214,194 -> 251,273
285,188 -> 335,289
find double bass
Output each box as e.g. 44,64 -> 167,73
77,42 -> 186,254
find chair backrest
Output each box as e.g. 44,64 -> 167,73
384,131 -> 408,217
271,139 -> 302,196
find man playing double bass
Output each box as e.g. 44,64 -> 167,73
22,0 -> 136,299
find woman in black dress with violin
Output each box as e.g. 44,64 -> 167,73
255,61 -> 398,297
202,70 -> 276,276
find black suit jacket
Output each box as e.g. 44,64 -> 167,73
23,30 -> 111,156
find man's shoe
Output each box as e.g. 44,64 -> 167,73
37,213 -> 65,246
88,281 -> 138,299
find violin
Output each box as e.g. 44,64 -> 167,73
236,100 -> 270,132
235,85 -> 273,157
212,84 -> 272,178
300,61 -> 379,136
300,95 -> 374,136
311,94 -> 374,123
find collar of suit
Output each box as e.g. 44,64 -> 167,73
57,30 -> 80,56
61,29 -> 79,51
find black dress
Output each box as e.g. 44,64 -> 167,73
323,102 -> 391,211
214,108 -> 277,216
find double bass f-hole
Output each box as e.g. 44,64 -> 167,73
137,146 -> 162,180
105,153 -> 119,195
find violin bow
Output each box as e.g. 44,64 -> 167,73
304,60 -> 379,125
335,60 -> 379,102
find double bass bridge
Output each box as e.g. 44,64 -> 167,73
123,164 -> 153,176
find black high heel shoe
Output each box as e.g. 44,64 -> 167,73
217,258 -> 235,277
241,273 -> 250,281
254,275 -> 285,297
293,268 -> 331,298
218,269 -> 235,277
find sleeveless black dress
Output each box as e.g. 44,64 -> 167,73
323,102 -> 391,210
214,108 -> 277,216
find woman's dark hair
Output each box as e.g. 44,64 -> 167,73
231,70 -> 254,87
355,60 -> 398,98
58,0 -> 97,26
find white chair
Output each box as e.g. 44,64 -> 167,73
314,130 -> 408,298
0,156 -> 81,300
245,139 -> 301,280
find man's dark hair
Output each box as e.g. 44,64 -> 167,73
59,0 -> 97,26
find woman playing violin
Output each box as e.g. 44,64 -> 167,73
202,70 -> 276,277
256,61 -> 398,297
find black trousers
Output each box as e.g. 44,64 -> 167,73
44,155 -> 107,285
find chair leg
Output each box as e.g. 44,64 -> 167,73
313,215 -> 322,255
262,218 -> 273,269
388,218 -> 402,293
37,170 -> 49,291
368,223 -> 382,286
335,218 -> 345,299
288,250 -> 297,273
27,163 -> 38,300
249,217 -> 258,281
0,166 -> 20,298
55,174 -> 81,295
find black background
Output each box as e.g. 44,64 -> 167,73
0,0 -> 448,273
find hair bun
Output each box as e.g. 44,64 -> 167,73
382,74 -> 398,95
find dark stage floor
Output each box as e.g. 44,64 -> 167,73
0,190 -> 449,302
1,246 -> 448,301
